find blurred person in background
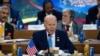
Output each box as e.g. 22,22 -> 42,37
37,0 -> 62,23
1,0 -> 22,28
0,6 -> 14,39
86,0 -> 100,24
57,8 -> 83,41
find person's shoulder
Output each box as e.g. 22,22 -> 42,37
53,10 -> 61,14
57,20 -> 62,24
5,23 -> 14,29
56,30 -> 67,37
56,30 -> 66,34
89,5 -> 97,10
38,10 -> 44,14
5,22 -> 13,26
73,21 -> 83,25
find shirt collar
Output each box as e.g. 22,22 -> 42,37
69,21 -> 73,27
46,31 -> 55,38
0,22 -> 5,26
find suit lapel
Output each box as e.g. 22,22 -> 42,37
55,30 -> 60,47
4,23 -> 6,34
72,22 -> 77,34
62,24 -> 65,31
43,30 -> 49,48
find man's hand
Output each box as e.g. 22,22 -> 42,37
42,48 -> 54,54
5,36 -> 11,39
67,31 -> 73,37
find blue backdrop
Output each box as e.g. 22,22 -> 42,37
10,0 -> 97,24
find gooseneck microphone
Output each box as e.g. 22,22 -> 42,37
44,34 -> 54,56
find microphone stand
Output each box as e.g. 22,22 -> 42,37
44,48 -> 54,56
44,34 -> 54,56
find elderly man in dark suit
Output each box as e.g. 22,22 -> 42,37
37,0 -> 62,23
86,0 -> 100,24
0,6 -> 14,39
32,15 -> 76,54
57,8 -> 83,41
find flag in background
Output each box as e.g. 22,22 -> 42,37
26,40 -> 38,56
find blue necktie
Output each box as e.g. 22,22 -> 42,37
48,35 -> 52,48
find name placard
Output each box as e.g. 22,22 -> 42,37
83,24 -> 97,30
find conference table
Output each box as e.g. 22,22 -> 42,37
0,29 -> 100,56
13,29 -> 100,39
0,39 -> 100,55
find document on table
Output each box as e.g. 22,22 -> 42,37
2,39 -> 29,43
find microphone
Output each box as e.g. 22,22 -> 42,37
44,34 -> 54,56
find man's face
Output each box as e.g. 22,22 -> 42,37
62,12 -> 71,25
45,2 -> 53,14
3,0 -> 10,7
1,8 -> 9,22
44,17 -> 57,34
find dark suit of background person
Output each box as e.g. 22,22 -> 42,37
37,0 -> 62,23
32,30 -> 76,54
97,31 -> 100,40
0,6 -> 14,39
1,0 -> 22,26
86,0 -> 100,24
5,22 -> 14,39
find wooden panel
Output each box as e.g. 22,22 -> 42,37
84,30 -> 100,39
14,30 -> 100,39
14,30 -> 35,39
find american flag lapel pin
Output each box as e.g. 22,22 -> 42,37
57,37 -> 60,42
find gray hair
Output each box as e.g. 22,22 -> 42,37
62,8 -> 72,13
44,15 -> 57,21
1,6 -> 10,12
62,8 -> 75,20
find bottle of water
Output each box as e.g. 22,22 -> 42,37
17,47 -> 22,56
38,20 -> 41,25
95,19 -> 99,29
78,32 -> 85,43
17,21 -> 22,30
90,47 -> 94,56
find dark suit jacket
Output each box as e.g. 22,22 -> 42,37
4,22 -> 14,39
0,22 -> 14,50
32,30 -> 76,53
37,10 -> 62,23
10,8 -> 22,25
57,21 -> 83,35
97,31 -> 100,40
86,5 -> 100,24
